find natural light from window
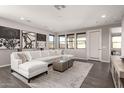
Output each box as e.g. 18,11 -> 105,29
67,34 -> 75,49
48,35 -> 54,49
59,35 -> 65,49
112,36 -> 121,48
76,33 -> 86,48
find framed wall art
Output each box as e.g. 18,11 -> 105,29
22,31 -> 36,49
0,26 -> 20,49
36,33 -> 46,48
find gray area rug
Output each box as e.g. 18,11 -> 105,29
12,61 -> 93,88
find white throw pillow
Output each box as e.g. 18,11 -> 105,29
23,51 -> 32,61
17,53 -> 28,63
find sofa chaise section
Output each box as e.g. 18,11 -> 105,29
11,52 -> 48,83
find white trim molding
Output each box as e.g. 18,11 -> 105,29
73,57 -> 88,60
0,64 -> 10,68
101,60 -> 110,63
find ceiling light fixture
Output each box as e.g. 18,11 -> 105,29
101,14 -> 106,18
54,5 -> 66,10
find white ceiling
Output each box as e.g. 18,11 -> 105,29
0,5 -> 124,32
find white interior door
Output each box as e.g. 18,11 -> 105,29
88,30 -> 102,61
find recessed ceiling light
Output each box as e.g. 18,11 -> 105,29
101,14 -> 106,18
20,17 -> 25,20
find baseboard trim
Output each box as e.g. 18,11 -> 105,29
73,57 -> 88,60
0,64 -> 10,68
101,60 -> 110,63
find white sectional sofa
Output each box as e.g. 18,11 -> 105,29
11,49 -> 73,83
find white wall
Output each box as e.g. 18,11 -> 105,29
0,18 -> 55,67
57,23 -> 121,62
0,50 -> 15,66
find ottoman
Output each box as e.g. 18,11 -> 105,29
68,59 -> 74,68
53,60 -> 68,72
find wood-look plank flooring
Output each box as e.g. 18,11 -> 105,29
79,59 -> 114,88
0,66 -> 30,88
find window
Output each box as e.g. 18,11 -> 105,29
76,33 -> 86,48
111,27 -> 121,49
67,34 -> 75,49
48,34 -> 55,49
59,35 -> 65,49
112,36 -> 121,48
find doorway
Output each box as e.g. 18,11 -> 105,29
87,29 -> 102,61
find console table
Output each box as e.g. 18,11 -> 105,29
110,56 -> 124,88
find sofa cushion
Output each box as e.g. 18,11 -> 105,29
49,50 -> 57,56
41,50 -> 49,57
34,55 -> 61,64
55,50 -> 62,55
29,51 -> 41,59
19,61 -> 48,73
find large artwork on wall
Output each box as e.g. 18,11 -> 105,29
22,31 -> 36,49
0,26 -> 20,49
36,33 -> 46,48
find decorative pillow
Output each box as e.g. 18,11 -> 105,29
17,53 -> 28,63
24,52 -> 32,61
